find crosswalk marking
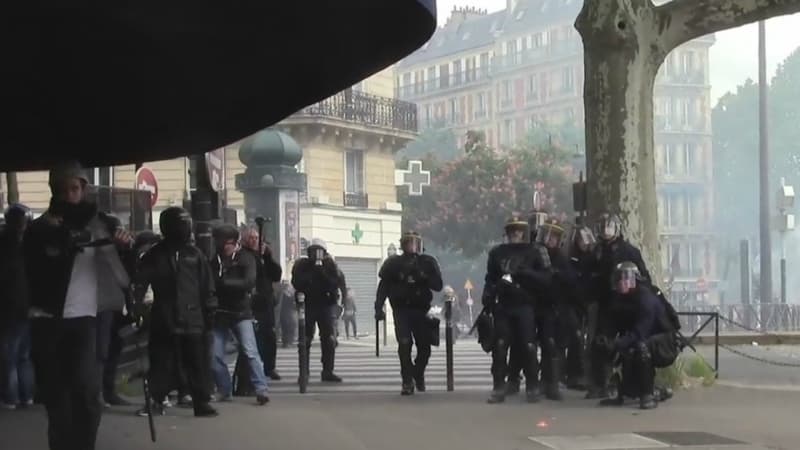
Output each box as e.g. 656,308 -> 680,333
230,339 -> 495,394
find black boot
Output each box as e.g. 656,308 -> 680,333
414,368 -> 426,393
639,394 -> 657,410
193,402 -> 219,417
401,381 -> 415,396
525,383 -> 541,403
504,376 -> 521,395
321,371 -> 342,382
545,357 -> 563,401
487,380 -> 506,404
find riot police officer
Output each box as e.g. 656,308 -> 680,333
291,238 -> 346,382
587,213 -> 651,399
534,218 -> 576,401
483,217 -> 551,404
133,207 -> 218,417
596,262 -> 679,410
375,231 -> 443,395
564,224 -> 598,389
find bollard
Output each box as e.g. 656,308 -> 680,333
297,293 -> 308,394
375,319 -> 380,358
445,297 -> 454,392
383,314 -> 388,346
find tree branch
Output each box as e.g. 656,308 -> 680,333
659,0 -> 800,51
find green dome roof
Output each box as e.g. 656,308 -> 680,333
239,129 -> 303,167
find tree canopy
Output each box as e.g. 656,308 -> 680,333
713,46 -> 800,241
398,129 -> 577,258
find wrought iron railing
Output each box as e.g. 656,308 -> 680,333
670,301 -> 800,333
292,90 -> 418,133
343,191 -> 368,208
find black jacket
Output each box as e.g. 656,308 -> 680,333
243,247 -> 282,315
211,249 -> 258,320
481,243 -> 551,308
134,241 -> 217,335
610,284 -> 668,352
0,232 -> 29,326
595,237 -> 651,305
376,253 -> 443,311
291,256 -> 346,309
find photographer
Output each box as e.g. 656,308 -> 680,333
24,161 -> 133,450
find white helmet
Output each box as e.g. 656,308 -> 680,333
310,238 -> 327,251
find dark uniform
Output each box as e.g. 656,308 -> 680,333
375,231 -> 443,395
248,243 -> 283,379
587,213 -> 651,399
564,225 -> 598,389
596,262 -> 678,410
484,218 -> 551,404
134,207 -> 217,417
291,239 -> 346,382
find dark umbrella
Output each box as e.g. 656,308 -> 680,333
0,1 -> 436,171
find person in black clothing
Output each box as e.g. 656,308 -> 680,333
375,231 -> 443,396
0,204 -> 34,410
596,262 -> 678,409
292,238 -> 346,383
586,213 -> 651,400
209,224 -> 270,405
24,162 -> 134,450
240,226 -> 283,380
533,218 -> 576,401
483,218 -> 551,404
133,207 -> 218,417
564,224 -> 599,389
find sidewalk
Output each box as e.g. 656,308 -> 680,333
0,386 -> 796,450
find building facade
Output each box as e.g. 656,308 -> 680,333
394,0 -> 716,300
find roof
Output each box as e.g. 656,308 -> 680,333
397,0 -> 582,69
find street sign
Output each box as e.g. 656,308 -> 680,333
135,167 -> 159,208
464,279 -> 473,291
697,277 -> 708,292
205,148 -> 225,192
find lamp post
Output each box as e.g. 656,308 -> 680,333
777,177 -> 795,304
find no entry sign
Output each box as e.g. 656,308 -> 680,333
135,167 -> 159,208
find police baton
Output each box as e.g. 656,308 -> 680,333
375,318 -> 380,358
444,297 -> 454,392
296,292 -> 308,394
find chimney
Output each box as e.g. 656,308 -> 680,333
445,5 -> 489,28
507,0 -> 520,15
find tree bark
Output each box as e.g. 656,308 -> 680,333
576,0 -> 665,280
6,172 -> 19,205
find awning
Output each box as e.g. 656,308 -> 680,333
0,1 -> 436,171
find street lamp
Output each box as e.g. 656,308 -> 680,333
777,177 -> 795,304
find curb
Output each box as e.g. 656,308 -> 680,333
715,380 -> 800,392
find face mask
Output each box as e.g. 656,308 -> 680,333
51,199 -> 97,228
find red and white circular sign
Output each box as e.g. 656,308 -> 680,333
135,167 -> 159,208
205,149 -> 225,192
696,277 -> 708,292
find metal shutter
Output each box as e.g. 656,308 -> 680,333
335,257 -> 379,337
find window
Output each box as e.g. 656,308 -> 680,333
423,104 -> 432,127
439,64 -> 450,88
449,98 -> 460,124
465,56 -> 476,81
507,40 -> 518,65
426,67 -> 436,90
562,67 -> 574,93
344,150 -> 365,194
502,119 -> 514,146
86,167 -> 114,186
480,52 -> 490,69
680,98 -> 691,127
681,51 -> 695,75
532,32 -> 543,48
475,92 -> 487,118
402,72 -> 411,87
452,60 -> 462,85
526,74 -> 538,101
500,80 -> 512,108
684,142 -> 695,175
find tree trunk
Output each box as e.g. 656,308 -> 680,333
576,0 -> 665,281
6,171 -> 19,205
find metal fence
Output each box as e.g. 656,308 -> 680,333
672,301 -> 800,333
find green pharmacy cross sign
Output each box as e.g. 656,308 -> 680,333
351,222 -> 364,244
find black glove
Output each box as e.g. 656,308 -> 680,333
375,309 -> 386,321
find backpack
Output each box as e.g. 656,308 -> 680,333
648,284 -> 681,331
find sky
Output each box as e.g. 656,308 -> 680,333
435,0 -> 800,105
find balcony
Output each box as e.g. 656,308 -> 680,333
491,39 -> 582,74
654,115 -> 709,134
396,67 -> 491,100
658,70 -> 706,86
291,90 -> 417,134
343,191 -> 369,208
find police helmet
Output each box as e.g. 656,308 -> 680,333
536,219 -> 565,248
596,213 -> 622,241
400,231 -> 423,254
504,216 -> 530,240
612,261 -> 642,294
